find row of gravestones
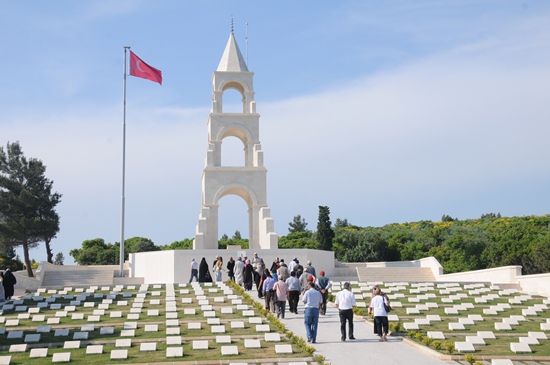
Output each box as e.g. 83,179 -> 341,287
331,281 -> 550,355
0,282 -> 307,364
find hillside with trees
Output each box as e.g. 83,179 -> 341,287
68,210 -> 550,276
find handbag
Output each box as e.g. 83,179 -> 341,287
383,294 -> 391,312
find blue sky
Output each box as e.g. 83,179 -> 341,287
1,1 -> 549,264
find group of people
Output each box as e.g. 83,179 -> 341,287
0,268 -> 17,302
187,253 -> 391,344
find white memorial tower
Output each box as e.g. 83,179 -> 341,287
194,30 -> 278,250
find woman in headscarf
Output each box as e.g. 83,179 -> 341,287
198,257 -> 212,283
254,258 -> 265,291
243,259 -> 254,290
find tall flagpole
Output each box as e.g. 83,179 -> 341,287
120,46 -> 130,277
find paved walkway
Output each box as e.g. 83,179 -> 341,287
251,293 -> 459,365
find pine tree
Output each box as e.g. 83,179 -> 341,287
316,206 -> 334,251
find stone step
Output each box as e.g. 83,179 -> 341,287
41,268 -> 115,288
357,267 -> 436,283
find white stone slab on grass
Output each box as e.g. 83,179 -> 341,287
47,317 -> 60,324
275,344 -> 293,354
7,331 -> 23,339
455,342 -> 476,353
52,353 -> 71,362
30,348 -> 48,358
449,323 -> 465,331
86,345 -> 104,354
216,335 -> 232,344
519,336 -> 540,345
188,322 -> 201,330
244,339 -> 261,348
121,329 -> 135,337
528,332 -> 548,340
37,325 -> 51,333
140,343 -> 157,352
73,332 -> 89,340
231,321 -> 245,329
5,320 -> 19,326
144,324 -> 158,332
166,347 -> 183,357
166,327 -> 180,335
477,331 -> 496,339
255,324 -> 270,332
510,342 -> 531,353
100,327 -> 114,335
465,336 -> 486,345
115,339 -> 132,348
166,336 -> 182,345
221,346 -> 239,355
193,340 -> 209,350
491,360 -> 513,365
207,318 -> 221,325
403,323 -> 419,331
54,329 -> 69,337
495,323 -> 512,331
211,325 -> 226,334
110,350 -> 128,359
9,344 -> 27,353
265,332 -> 281,342
427,331 -> 445,340
64,341 -> 80,349
249,317 -> 263,324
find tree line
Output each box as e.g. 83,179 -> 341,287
3,142 -> 548,276
68,207 -> 550,276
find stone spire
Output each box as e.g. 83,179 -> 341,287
217,32 -> 249,72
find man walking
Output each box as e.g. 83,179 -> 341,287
302,281 -> 322,343
316,271 -> 331,315
286,271 -> 301,314
189,258 -> 199,283
335,282 -> 356,341
262,271 -> 276,313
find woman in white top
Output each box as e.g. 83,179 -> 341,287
369,286 -> 389,341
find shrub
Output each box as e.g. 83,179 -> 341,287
465,354 -> 477,365
415,332 -> 424,341
432,340 -> 442,351
444,341 -> 455,355
422,336 -> 433,346
389,321 -> 402,333
407,330 -> 417,338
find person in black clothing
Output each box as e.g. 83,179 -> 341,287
198,258 -> 212,283
3,268 -> 17,300
226,257 -> 235,281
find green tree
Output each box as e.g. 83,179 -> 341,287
54,252 -> 64,265
69,238 -> 119,265
161,238 -> 194,250
278,231 -> 318,249
288,214 -> 308,233
232,230 -> 242,240
124,237 -> 159,260
0,141 -> 62,277
316,206 -> 334,251
0,246 -> 24,271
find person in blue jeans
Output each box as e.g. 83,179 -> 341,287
302,281 -> 322,343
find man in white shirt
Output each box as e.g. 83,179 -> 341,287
189,258 -> 199,283
335,281 -> 356,341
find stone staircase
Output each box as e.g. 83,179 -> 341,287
357,267 -> 436,283
40,265 -> 118,288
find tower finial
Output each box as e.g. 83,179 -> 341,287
230,16 -> 234,34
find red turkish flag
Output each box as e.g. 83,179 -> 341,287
129,51 -> 162,85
